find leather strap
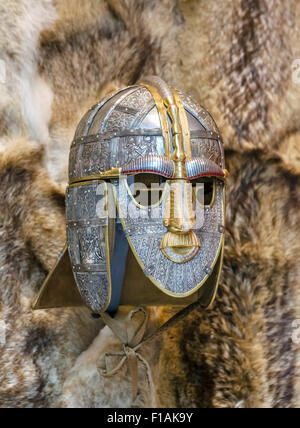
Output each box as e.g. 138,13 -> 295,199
99,308 -> 156,406
99,300 -> 204,405
106,219 -> 129,314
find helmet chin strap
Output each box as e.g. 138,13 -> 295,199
105,215 -> 129,315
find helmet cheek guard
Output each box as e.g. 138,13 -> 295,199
33,77 -> 227,315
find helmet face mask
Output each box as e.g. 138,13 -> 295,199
115,172 -> 225,299
33,77 -> 227,314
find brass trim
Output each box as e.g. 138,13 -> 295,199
92,179 -> 112,313
103,193 -> 112,313
69,168 -> 122,186
124,176 -> 170,210
172,89 -> 192,160
206,244 -> 224,310
193,178 -> 217,209
163,94 -> 187,179
223,169 -> 230,179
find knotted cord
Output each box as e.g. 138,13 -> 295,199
98,300 -> 203,406
98,308 -> 156,407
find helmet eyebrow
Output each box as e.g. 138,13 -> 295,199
186,157 -> 225,180
122,155 -> 174,178
122,155 -> 227,180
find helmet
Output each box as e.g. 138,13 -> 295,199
34,77 -> 227,314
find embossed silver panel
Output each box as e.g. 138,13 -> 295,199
66,181 -> 110,312
70,86 -> 225,182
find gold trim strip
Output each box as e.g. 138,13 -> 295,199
103,189 -> 112,313
206,244 -> 224,310
194,179 -> 217,209
69,168 -> 122,186
124,177 -> 170,210
172,89 -> 192,160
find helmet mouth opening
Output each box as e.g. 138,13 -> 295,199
168,246 -> 197,255
160,230 -> 201,263
161,246 -> 200,263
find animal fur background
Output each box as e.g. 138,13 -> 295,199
0,0 -> 300,408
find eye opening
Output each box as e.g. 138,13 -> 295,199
192,177 -> 216,207
127,173 -> 167,208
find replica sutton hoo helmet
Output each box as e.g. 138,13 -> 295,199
34,77 -> 227,315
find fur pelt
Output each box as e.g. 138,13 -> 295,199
0,0 -> 56,142
0,0 -> 299,408
0,139 -> 103,407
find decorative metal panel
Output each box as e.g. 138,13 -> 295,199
66,181 -> 111,312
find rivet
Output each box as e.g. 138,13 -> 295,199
205,267 -> 213,276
